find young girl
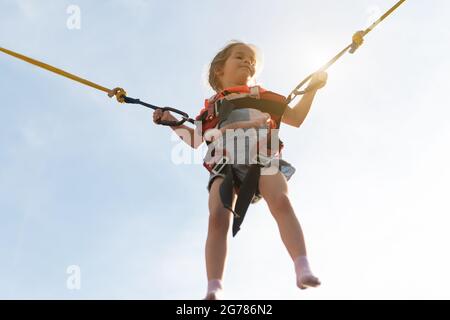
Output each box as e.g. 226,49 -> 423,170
153,41 -> 327,300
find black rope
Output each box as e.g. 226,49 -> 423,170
123,96 -> 195,127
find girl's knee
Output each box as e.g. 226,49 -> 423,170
267,192 -> 292,213
208,210 -> 231,234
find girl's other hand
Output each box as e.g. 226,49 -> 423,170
307,71 -> 328,91
153,108 -> 174,125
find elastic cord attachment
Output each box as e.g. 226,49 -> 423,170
350,30 -> 365,54
113,88 -> 127,103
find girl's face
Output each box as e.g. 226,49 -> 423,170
217,45 -> 257,89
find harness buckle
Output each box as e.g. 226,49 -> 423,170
214,100 -> 220,116
204,146 -> 230,175
249,86 -> 261,99
211,156 -> 230,175
256,154 -> 272,167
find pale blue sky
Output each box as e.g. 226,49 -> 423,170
1,0 -> 450,299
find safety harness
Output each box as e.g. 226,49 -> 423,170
196,86 -> 288,236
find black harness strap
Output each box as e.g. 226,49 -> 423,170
219,164 -> 236,214
231,164 -> 261,236
219,163 -> 262,237
216,97 -> 287,125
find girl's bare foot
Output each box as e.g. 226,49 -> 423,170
297,273 -> 321,290
203,279 -> 223,300
203,291 -> 222,300
294,256 -> 321,290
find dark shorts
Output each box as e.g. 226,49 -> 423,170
206,158 -> 296,204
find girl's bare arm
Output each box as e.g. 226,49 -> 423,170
282,71 -> 328,128
282,90 -> 317,128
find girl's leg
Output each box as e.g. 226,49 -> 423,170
204,177 -> 236,299
258,171 -> 320,289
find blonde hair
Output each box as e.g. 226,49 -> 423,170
208,41 -> 260,92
